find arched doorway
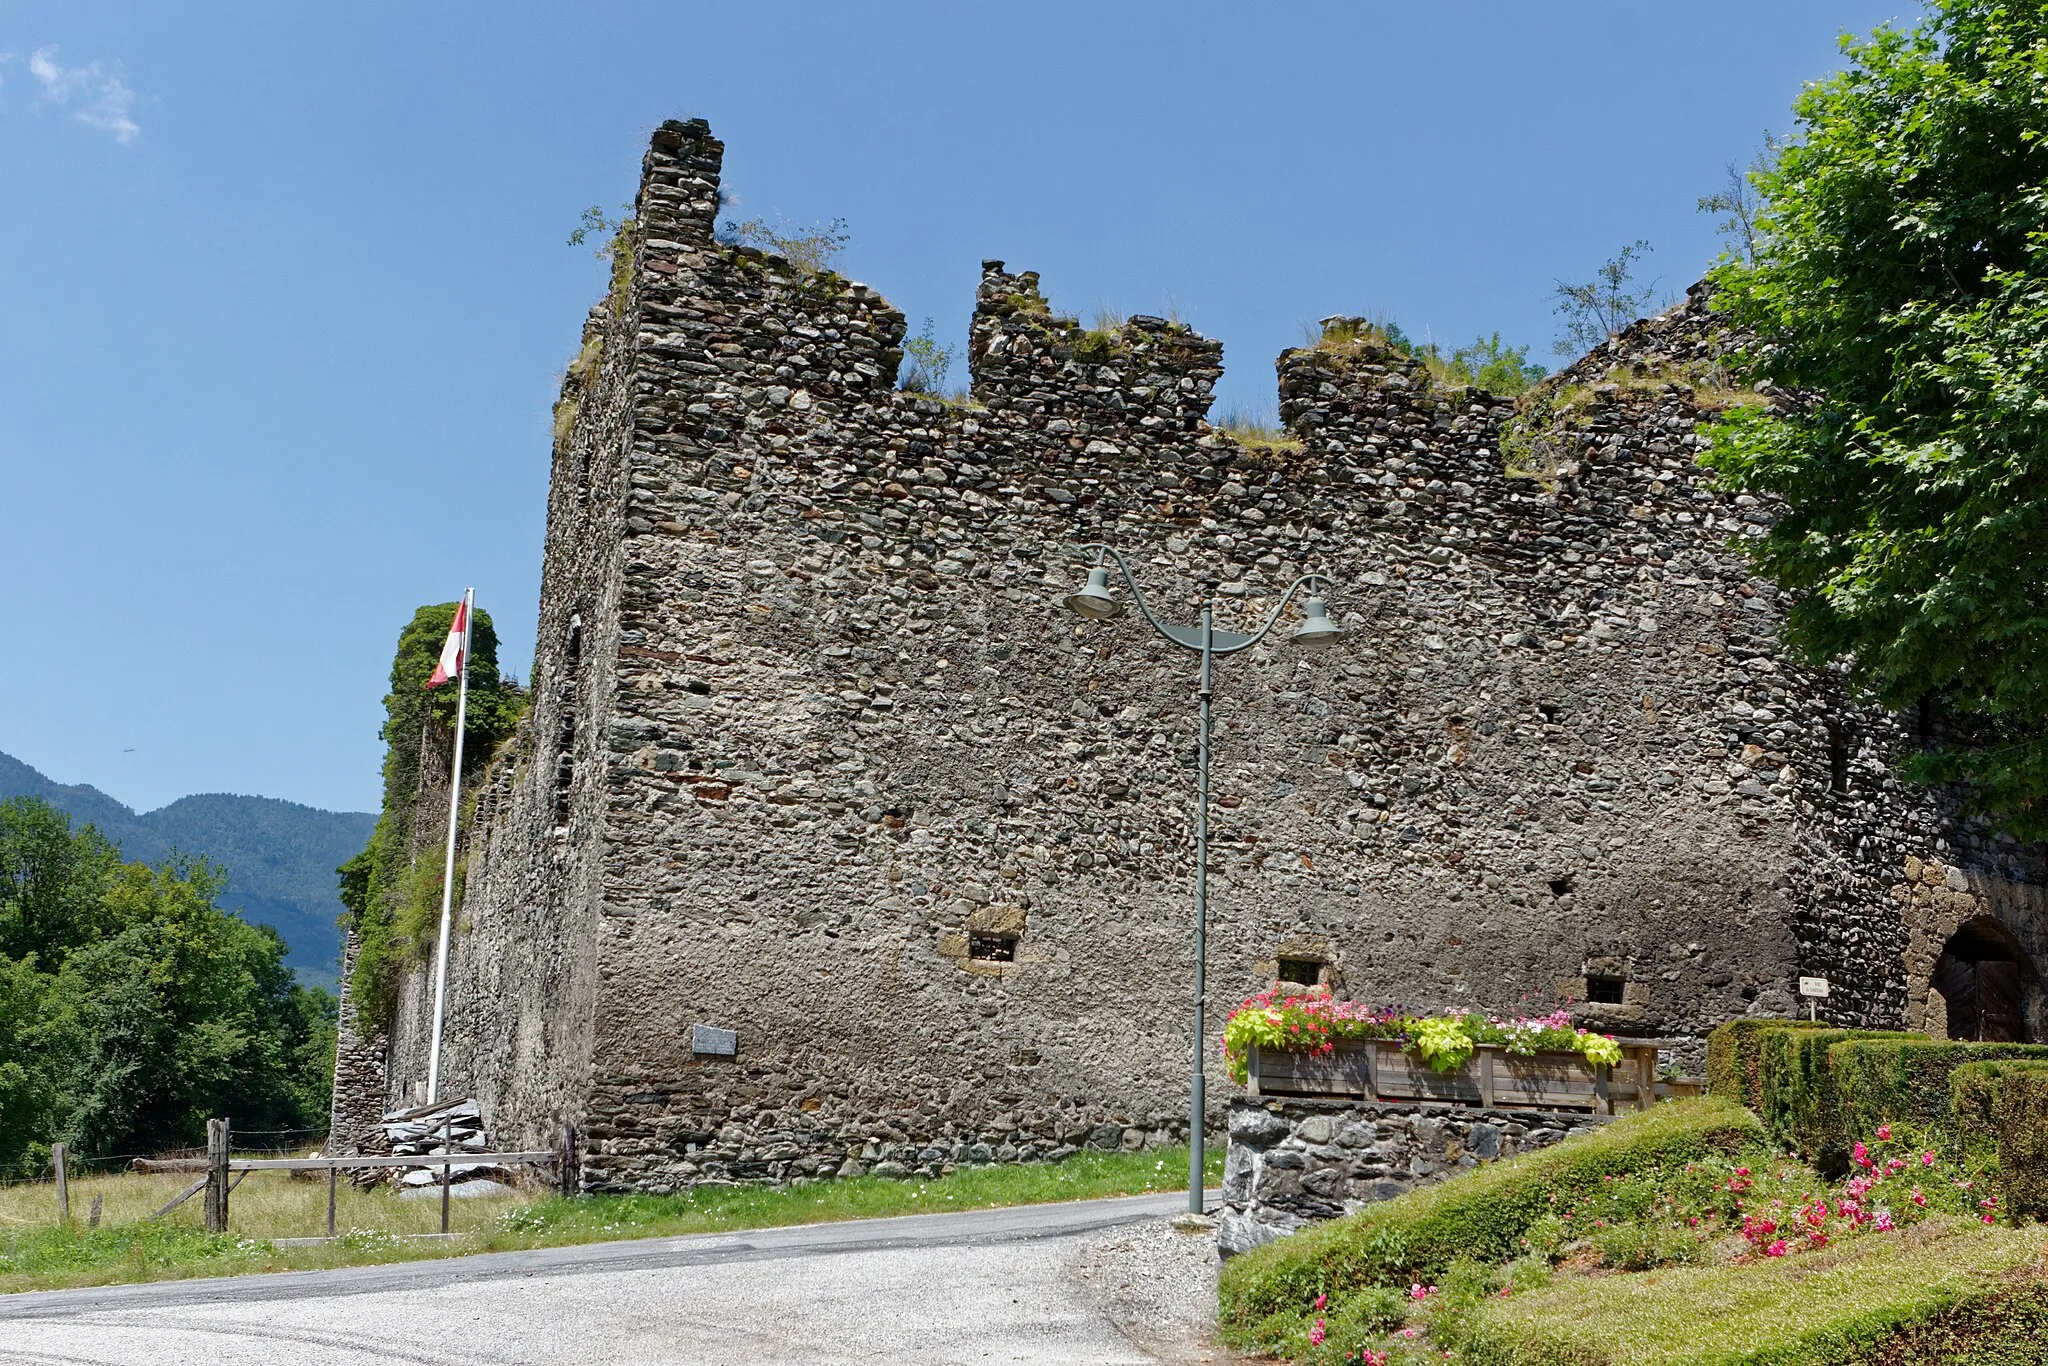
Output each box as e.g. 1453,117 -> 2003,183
1931,918 -> 2030,1042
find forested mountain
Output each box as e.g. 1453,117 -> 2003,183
0,751 -> 372,987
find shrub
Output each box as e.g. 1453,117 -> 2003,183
1951,1059 -> 2048,1221
1755,1027 -> 1922,1170
1215,1098 -> 1760,1347
1705,1017 -> 1831,1110
1831,1039 -> 2048,1150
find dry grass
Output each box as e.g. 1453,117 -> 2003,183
0,1164 -> 537,1243
0,1145 -> 1220,1295
1213,406 -> 1303,455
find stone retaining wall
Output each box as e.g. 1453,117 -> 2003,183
1218,1096 -> 1610,1256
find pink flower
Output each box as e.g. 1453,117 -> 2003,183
1808,1232 -> 1829,1249
1409,1283 -> 1437,1301
1985,1213 -> 1997,1224
1765,1239 -> 1788,1257
1400,1327 -> 1419,1340
1309,1319 -> 1327,1347
1921,1151 -> 1937,1167
1876,1124 -> 1892,1141
1874,1211 -> 1895,1231
1911,1188 -> 1927,1208
1314,1293 -> 1327,1311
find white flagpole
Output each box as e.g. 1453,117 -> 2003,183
425,588 -> 474,1105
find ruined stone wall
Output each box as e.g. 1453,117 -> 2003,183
371,213 -> 655,1152
352,118 -> 2042,1188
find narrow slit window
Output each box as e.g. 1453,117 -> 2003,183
1585,974 -> 1627,1005
968,933 -> 1017,963
1826,719 -> 1850,795
1277,958 -> 1323,986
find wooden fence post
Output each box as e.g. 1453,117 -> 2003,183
326,1164 -> 338,1238
559,1124 -> 578,1199
88,1194 -> 103,1229
52,1143 -> 69,1228
440,1116 -> 453,1235
204,1118 -> 231,1234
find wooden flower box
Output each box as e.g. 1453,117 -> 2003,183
1243,1039 -> 1664,1114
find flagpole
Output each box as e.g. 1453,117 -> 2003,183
425,588 -> 473,1105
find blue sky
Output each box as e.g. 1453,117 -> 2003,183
1,1 -> 1908,815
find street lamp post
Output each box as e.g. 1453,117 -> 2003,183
1062,544 -> 1351,1215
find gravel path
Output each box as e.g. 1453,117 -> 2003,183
0,1193 -> 1244,1365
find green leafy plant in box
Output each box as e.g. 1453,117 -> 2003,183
1222,987 -> 1622,1084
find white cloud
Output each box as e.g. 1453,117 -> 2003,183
29,46 -> 139,143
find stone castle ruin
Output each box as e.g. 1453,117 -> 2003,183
330,119 -> 2046,1190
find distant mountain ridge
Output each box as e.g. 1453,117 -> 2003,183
0,750 -> 373,990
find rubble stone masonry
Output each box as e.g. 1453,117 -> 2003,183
341,120 -> 2044,1190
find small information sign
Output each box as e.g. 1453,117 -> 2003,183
1798,977 -> 1831,998
691,1024 -> 738,1057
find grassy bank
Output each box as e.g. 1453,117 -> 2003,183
0,1145 -> 1221,1295
1220,1098 -> 2048,1365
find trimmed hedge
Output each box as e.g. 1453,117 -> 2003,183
1706,1017 -> 1831,1110
1832,1039 -> 2048,1151
1952,1060 -> 2048,1222
1756,1028 -> 1922,1171
1215,1097 -> 1762,1345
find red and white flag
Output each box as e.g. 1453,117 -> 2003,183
426,599 -> 468,689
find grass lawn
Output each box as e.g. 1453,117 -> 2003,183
1462,1218 -> 2048,1366
0,1145 -> 1222,1296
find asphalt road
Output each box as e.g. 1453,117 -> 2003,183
0,1191 -> 1229,1365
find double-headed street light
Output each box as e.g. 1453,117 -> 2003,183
1062,543 -> 1352,1215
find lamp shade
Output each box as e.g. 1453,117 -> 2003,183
1063,566 -> 1126,620
1290,595 -> 1350,648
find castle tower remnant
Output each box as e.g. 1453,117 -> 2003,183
339,120 -> 2045,1190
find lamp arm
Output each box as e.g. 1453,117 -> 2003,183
1078,542 -> 1196,648
1210,573 -> 1333,655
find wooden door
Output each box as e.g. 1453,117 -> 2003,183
1977,960 -> 2023,1042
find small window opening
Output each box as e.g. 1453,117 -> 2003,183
1548,875 -> 1576,898
1585,974 -> 1627,1005
553,616 -> 584,832
1277,958 -> 1323,986
969,933 -> 1017,963
1826,719 -> 1850,795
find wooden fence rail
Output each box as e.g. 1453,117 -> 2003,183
148,1119 -> 570,1238
48,1118 -> 576,1239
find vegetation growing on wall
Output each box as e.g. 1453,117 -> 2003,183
1703,0 -> 2048,838
0,797 -> 335,1177
896,317 -> 956,395
1309,317 -> 1546,397
338,604 -> 524,1036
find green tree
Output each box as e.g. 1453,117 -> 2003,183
1450,332 -> 1548,396
898,317 -> 956,394
1704,0 -> 2048,836
341,603 -> 524,1031
1553,241 -> 1656,356
0,799 -> 336,1176
0,796 -> 119,964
